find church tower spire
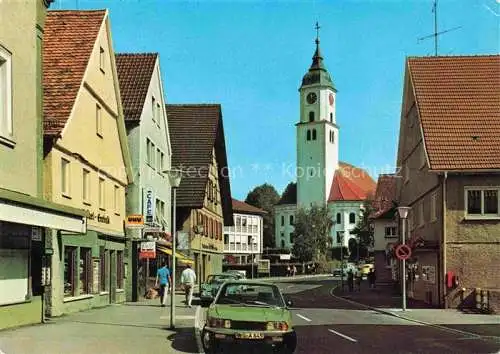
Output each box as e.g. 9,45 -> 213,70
296,23 -> 339,208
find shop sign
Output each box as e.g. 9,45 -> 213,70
139,241 -> 156,259
125,214 -> 144,229
201,243 -> 218,251
86,210 -> 110,224
143,188 -> 155,224
257,259 -> 270,274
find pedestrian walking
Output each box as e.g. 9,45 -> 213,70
347,270 -> 354,292
287,265 -> 291,277
355,270 -> 362,292
368,268 -> 376,289
180,263 -> 196,308
292,265 -> 297,277
155,261 -> 171,307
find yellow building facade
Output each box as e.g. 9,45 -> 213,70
42,10 -> 132,316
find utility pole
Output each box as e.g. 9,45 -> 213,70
417,0 -> 461,56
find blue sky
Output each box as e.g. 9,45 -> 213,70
57,0 -> 499,200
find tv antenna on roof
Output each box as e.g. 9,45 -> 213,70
417,0 -> 462,56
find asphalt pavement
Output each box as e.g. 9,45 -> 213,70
195,276 -> 500,354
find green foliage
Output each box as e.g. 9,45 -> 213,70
245,183 -> 280,248
350,199 -> 375,248
291,205 -> 334,262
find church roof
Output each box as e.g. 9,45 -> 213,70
300,37 -> 336,90
327,162 -> 376,202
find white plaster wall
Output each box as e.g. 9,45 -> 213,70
223,212 -> 263,255
374,220 -> 398,251
329,201 -> 364,247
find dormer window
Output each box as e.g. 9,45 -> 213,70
309,111 -> 314,122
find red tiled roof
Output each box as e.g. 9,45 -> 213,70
328,162 -> 376,202
408,55 -> 500,170
43,10 -> 106,137
232,199 -> 266,215
370,174 -> 397,219
166,104 -> 233,224
115,53 -> 158,122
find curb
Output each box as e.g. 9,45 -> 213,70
328,287 -> 499,341
256,274 -> 331,282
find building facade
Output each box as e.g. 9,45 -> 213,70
115,53 -> 173,301
274,30 -> 375,253
224,199 -> 265,264
0,1 -> 87,330
166,105 -> 233,288
396,55 -> 500,310
42,10 -> 133,316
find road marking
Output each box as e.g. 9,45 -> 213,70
328,329 -> 358,343
296,314 -> 312,322
160,315 -> 195,320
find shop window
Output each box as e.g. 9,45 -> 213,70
64,246 -> 77,297
117,251 -> 124,289
79,247 -> 91,295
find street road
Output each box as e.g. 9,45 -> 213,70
197,277 -> 500,354
277,277 -> 500,354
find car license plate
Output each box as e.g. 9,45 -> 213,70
235,332 -> 264,340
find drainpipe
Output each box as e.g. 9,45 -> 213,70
442,172 -> 448,308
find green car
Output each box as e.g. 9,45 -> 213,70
201,281 -> 297,353
200,273 -> 240,307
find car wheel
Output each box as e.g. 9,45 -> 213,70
201,329 -> 218,354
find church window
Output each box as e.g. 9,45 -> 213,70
330,112 -> 333,122
309,111 -> 314,122
349,212 -> 356,224
306,130 -> 311,141
336,213 -> 341,224
331,131 -> 335,143
312,129 -> 317,140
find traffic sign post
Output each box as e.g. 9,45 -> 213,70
395,244 -> 412,260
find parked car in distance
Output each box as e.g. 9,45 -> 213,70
223,270 -> 247,280
200,273 -> 240,307
358,263 -> 374,278
201,281 -> 297,354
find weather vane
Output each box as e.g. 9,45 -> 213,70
315,21 -> 321,43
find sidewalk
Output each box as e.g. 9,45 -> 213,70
332,280 -> 500,331
0,294 -> 200,354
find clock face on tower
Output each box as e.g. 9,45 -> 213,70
329,93 -> 334,106
306,92 -> 317,104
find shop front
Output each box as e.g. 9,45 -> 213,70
0,192 -> 86,330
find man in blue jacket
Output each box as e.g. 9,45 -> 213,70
155,261 -> 172,307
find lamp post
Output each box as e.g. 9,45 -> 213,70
339,231 -> 345,291
165,169 -> 182,329
397,206 -> 411,312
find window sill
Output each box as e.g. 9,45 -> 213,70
464,215 -> 500,221
63,294 -> 94,303
0,135 -> 16,148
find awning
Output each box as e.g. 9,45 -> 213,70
0,198 -> 86,234
157,246 -> 194,265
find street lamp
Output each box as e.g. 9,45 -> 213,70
339,231 -> 345,292
397,206 -> 411,312
165,169 -> 182,329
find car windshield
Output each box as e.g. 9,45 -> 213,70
215,283 -> 285,307
206,275 -> 234,284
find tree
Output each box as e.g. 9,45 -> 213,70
350,199 -> 375,249
291,205 -> 334,262
245,183 -> 280,248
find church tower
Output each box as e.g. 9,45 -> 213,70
296,23 -> 339,208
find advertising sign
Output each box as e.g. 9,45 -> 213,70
143,188 -> 155,224
177,231 -> 190,251
139,241 -> 156,259
125,214 -> 144,229
257,259 -> 270,274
